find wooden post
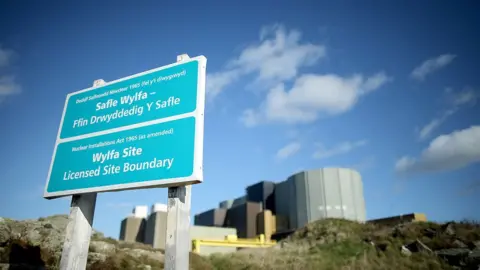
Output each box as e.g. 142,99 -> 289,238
59,193 -> 97,270
165,185 -> 192,270
163,51 -> 194,270
59,79 -> 104,270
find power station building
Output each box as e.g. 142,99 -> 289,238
275,168 -> 366,230
119,167 -> 368,252
119,204 -> 237,255
194,167 -> 367,240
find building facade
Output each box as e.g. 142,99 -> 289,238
275,168 -> 366,230
194,208 -> 227,227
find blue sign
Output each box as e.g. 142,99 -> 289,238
61,60 -> 199,139
45,56 -> 206,198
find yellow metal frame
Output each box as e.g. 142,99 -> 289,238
191,234 -> 276,253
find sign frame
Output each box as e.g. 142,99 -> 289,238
44,55 -> 207,199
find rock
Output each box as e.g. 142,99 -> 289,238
474,241 -> 480,249
88,252 -> 107,264
405,239 -> 433,254
423,228 -> 437,238
124,248 -> 164,262
90,241 -> 116,254
453,239 -> 468,248
436,248 -> 471,266
375,242 -> 388,251
442,222 -> 456,236
466,249 -> 480,264
401,245 -> 412,256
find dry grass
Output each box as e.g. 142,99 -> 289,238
2,218 -> 479,269
197,218 -> 480,270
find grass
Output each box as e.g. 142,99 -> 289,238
1,217 -> 479,269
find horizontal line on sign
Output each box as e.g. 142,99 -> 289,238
44,176 -> 203,199
65,56 -> 206,97
57,110 -> 200,144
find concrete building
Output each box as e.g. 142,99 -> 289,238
119,205 -> 148,242
224,201 -> 262,238
275,168 -> 366,231
144,204 -> 168,249
246,181 -> 276,213
190,226 -> 237,255
194,208 -> 227,227
219,200 -> 233,209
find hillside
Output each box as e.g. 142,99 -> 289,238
0,216 -> 479,269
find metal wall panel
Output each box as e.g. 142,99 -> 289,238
246,181 -> 276,212
338,168 -> 356,220
293,172 -> 308,229
119,217 -> 146,243
194,208 -> 226,227
219,200 -> 233,209
351,170 -> 367,222
306,169 -> 327,223
224,202 -> 262,238
284,168 -> 367,230
232,195 -> 247,207
273,180 -> 291,229
144,211 -> 168,249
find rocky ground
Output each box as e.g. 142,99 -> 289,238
0,215 -> 479,269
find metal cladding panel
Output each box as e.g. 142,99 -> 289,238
219,200 -> 233,209
322,168 -> 343,218
119,217 -> 146,243
225,202 -> 262,238
194,208 -> 226,227
305,169 -> 327,222
351,170 -> 367,222
338,169 -> 356,221
273,180 -> 291,229
232,196 -> 247,208
293,172 -> 309,229
144,211 -> 168,249
285,168 -> 367,229
284,176 -> 297,230
246,181 -> 276,212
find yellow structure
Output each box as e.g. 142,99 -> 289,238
191,234 -> 276,254
368,213 -> 427,226
256,210 -> 289,241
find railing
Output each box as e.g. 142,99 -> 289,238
191,234 -> 276,253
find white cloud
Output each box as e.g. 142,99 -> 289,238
0,75 -> 21,102
206,70 -> 241,100
411,54 -> 456,81
276,141 -> 301,160
418,109 -> 456,140
0,45 -> 14,68
450,88 -> 478,107
313,140 -> 368,159
396,125 -> 480,173
206,24 -> 326,100
229,24 -> 326,84
418,88 -> 478,140
241,72 -> 391,126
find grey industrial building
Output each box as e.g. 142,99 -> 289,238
194,167 -> 367,239
275,168 -> 366,230
119,204 -> 237,255
120,167 -> 368,253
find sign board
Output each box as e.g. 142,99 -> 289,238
44,56 -> 207,198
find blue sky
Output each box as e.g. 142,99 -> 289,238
1,1 -> 479,239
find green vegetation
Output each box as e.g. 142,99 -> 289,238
1,216 -> 479,269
